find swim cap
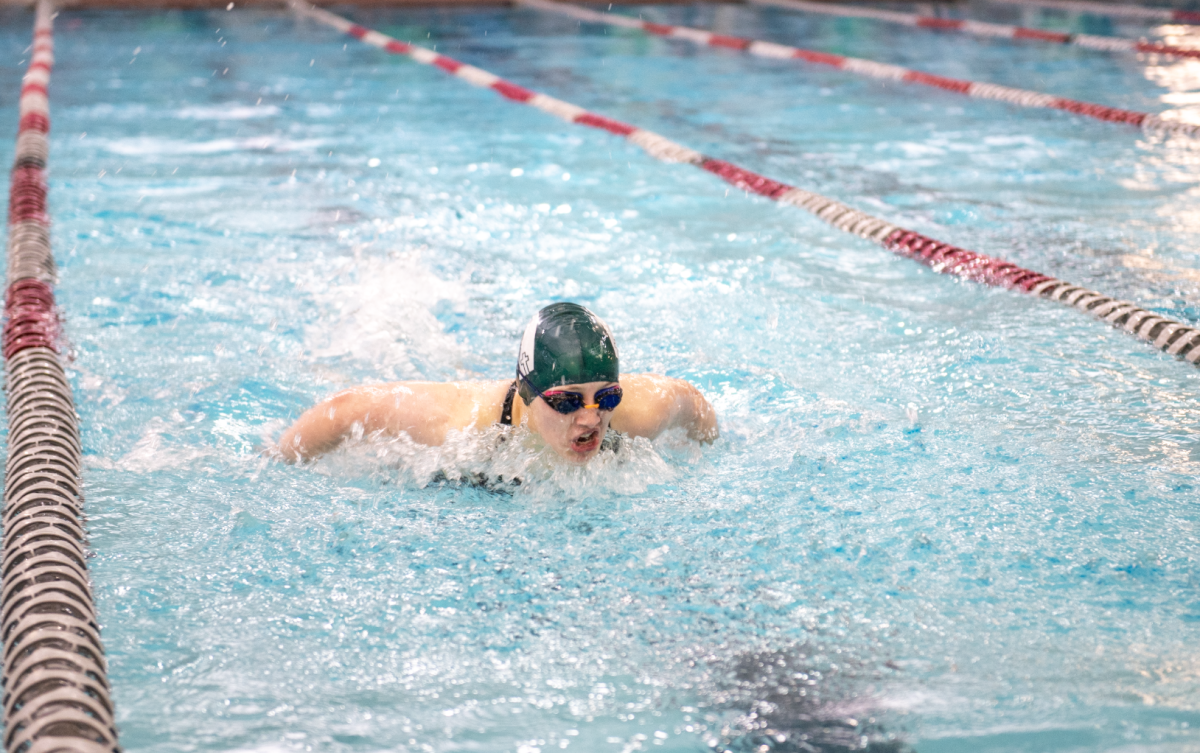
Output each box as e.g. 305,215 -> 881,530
516,302 -> 619,404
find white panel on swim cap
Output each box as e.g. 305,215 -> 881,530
518,312 -> 539,375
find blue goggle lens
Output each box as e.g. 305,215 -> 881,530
542,384 -> 623,414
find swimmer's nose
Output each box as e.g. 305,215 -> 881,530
574,406 -> 602,427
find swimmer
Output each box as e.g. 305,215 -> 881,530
278,302 -> 718,464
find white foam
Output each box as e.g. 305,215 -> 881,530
299,250 -> 469,381
312,423 -> 678,500
89,416 -> 215,473
101,135 -> 323,156
176,103 -> 281,120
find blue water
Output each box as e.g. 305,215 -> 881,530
3,1 -> 1200,750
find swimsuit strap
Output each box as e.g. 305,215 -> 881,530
499,380 -> 518,426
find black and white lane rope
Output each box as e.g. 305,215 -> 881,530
3,2 -> 120,751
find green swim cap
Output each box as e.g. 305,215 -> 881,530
516,302 -> 619,405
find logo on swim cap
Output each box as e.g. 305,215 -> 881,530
518,317 -> 539,377
516,302 -> 619,405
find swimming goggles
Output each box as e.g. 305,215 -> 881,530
518,373 -> 623,414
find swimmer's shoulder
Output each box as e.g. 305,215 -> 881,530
610,373 -> 716,443
445,379 -> 514,431
331,379 -> 510,430
611,373 -> 677,414
617,373 -> 673,392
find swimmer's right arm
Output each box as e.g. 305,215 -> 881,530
277,383 -> 458,463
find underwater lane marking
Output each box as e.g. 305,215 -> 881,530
3,1 -> 123,749
519,0 -> 1200,139
749,0 -> 1200,58
294,0 -> 1200,368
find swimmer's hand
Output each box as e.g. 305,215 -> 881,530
259,442 -> 293,464
687,408 -> 719,444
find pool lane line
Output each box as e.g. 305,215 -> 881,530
746,0 -> 1200,59
517,0 -> 1200,140
3,1 -> 122,751
979,0 -> 1200,24
291,1 -> 1200,366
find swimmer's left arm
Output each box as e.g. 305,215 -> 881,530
612,373 -> 718,443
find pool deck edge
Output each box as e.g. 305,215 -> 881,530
0,0 -> 907,8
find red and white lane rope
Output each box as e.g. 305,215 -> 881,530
518,0 -> 1199,139
291,0 -> 1200,366
748,0 -> 1200,58
981,0 -> 1200,24
3,2 -> 120,751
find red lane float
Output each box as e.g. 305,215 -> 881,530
2,278 -> 58,360
981,0 -> 1200,24
2,2 -> 121,750
518,0 -> 1199,139
747,0 -> 1200,59
291,0 -> 1200,366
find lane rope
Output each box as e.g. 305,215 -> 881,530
748,0 -> 1200,59
980,0 -> 1200,24
291,0 -> 1200,367
2,2 -> 121,751
518,0 -> 1200,140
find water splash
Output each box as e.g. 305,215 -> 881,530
299,249 -> 470,382
304,423 -> 682,501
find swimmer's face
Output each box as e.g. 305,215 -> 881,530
526,381 -> 617,464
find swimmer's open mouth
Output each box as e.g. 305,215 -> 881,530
572,430 -> 599,450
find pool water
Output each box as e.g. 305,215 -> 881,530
3,1 -> 1200,750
